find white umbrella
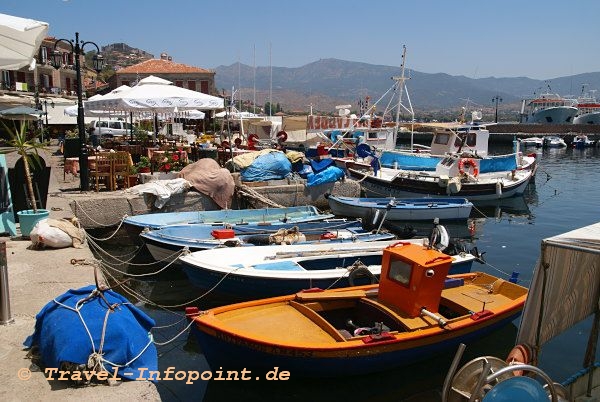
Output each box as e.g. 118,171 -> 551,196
85,76 -> 224,112
0,13 -> 49,70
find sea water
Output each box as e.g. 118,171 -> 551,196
109,144 -> 600,401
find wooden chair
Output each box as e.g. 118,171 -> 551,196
89,152 -> 113,192
110,151 -> 133,189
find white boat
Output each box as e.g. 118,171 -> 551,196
519,136 -> 544,147
179,237 -> 478,300
442,221 -> 600,401
520,90 -> 578,124
348,153 -> 535,201
542,135 -> 567,148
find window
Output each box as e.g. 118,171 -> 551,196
388,258 -> 412,287
109,122 -> 122,129
434,133 -> 450,145
187,80 -> 196,91
175,80 -> 183,88
98,121 -> 108,128
465,133 -> 477,147
200,80 -> 209,93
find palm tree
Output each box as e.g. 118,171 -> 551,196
0,121 -> 48,213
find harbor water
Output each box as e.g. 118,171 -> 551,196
101,143 -> 600,401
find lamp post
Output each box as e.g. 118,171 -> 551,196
51,32 -> 103,191
492,95 -> 502,123
41,99 -> 54,142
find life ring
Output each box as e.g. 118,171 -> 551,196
458,158 -> 479,177
506,344 -> 533,376
348,266 -> 377,286
276,130 -> 287,143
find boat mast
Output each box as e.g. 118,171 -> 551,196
392,45 -> 413,150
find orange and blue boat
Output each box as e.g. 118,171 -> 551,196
189,242 -> 527,377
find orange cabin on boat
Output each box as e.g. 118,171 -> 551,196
379,243 -> 453,317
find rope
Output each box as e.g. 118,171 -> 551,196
236,184 -> 285,208
72,200 -> 124,228
52,289 -> 153,371
83,216 -> 128,242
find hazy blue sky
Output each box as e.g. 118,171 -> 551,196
4,0 -> 599,79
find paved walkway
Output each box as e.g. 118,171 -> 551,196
0,144 -> 159,400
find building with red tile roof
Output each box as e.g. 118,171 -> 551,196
109,53 -> 217,96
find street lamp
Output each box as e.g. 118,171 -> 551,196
492,95 -> 502,123
41,99 -> 54,142
51,32 -> 103,191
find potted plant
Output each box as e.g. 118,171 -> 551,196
136,156 -> 151,173
127,164 -> 139,187
0,121 -> 50,238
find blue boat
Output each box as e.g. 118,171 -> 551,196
141,219 -> 395,263
123,205 -> 335,243
327,195 -> 473,222
179,238 -> 477,300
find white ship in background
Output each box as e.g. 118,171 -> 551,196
573,86 -> 600,125
519,84 -> 577,124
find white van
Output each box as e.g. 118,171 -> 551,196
88,119 -> 133,139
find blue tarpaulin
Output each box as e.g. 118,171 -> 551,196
379,151 -> 441,171
241,151 -> 292,182
306,165 -> 345,187
479,155 -> 517,173
24,285 -> 157,381
310,158 -> 335,173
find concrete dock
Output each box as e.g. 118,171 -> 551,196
0,146 -> 159,401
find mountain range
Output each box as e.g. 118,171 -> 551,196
214,58 -> 600,118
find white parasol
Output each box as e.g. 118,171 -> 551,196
0,13 -> 49,70
85,76 -> 224,113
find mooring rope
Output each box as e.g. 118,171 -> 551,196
72,200 -> 124,228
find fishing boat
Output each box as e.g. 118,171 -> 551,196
123,205 -> 335,243
327,195 -> 473,222
188,242 -> 526,377
442,221 -> 600,401
347,154 -> 534,201
141,219 -> 396,263
179,237 -> 477,300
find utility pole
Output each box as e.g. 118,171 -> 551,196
492,95 -> 502,123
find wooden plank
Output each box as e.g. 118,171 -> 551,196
295,289 -> 366,302
289,301 -> 347,342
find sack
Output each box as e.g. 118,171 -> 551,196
30,219 -> 72,249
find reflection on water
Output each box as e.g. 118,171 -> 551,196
90,145 -> 600,401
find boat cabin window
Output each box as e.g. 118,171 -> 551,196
366,132 -> 379,140
387,258 -> 412,287
465,133 -> 477,147
434,133 -> 450,145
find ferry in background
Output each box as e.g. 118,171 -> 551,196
519,91 -> 578,124
573,87 -> 600,124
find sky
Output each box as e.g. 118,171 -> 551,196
4,0 -> 600,80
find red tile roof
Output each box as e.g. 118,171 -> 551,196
117,58 -> 212,74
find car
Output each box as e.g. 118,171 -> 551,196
88,119 -> 133,139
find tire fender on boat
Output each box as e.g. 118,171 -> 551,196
348,265 -> 377,286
